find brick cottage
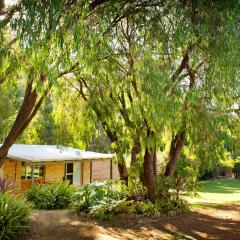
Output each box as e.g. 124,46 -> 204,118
0,144 -> 119,191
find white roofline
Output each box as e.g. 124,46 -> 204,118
4,144 -> 115,163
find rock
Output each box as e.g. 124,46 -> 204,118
152,212 -> 162,219
176,209 -> 182,215
79,212 -> 87,218
128,213 -> 137,219
118,213 -> 127,218
167,210 -> 177,217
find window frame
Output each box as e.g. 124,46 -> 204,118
21,162 -> 45,180
65,163 -> 73,184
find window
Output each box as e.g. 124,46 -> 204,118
21,162 -> 44,180
65,163 -> 73,184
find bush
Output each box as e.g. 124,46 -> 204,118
155,155 -> 200,212
25,181 -> 74,209
0,192 -> 32,240
71,180 -> 158,220
135,200 -> 156,216
89,198 -> 135,220
70,180 -> 127,213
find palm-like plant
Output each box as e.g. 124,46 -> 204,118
0,192 -> 32,240
0,177 -> 16,193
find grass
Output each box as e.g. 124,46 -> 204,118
188,179 -> 240,208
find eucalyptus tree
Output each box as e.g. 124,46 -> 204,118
0,0 -> 162,175
62,1 -> 240,199
0,0 -> 239,201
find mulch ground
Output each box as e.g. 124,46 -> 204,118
22,205 -> 240,240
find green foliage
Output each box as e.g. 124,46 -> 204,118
155,156 -> 199,212
1,0 -> 239,205
25,181 -> 74,209
156,176 -> 190,211
70,180 -> 159,220
70,179 -> 190,220
135,200 -> 156,216
70,180 -> 127,213
174,156 -> 200,197
89,198 -> 135,221
0,192 -> 32,240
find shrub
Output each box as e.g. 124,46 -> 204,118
0,192 -> 32,240
70,180 -> 127,213
25,181 -> 74,209
71,180 -> 157,220
135,200 -> 156,216
89,198 -> 135,220
155,155 -> 199,212
156,174 -> 193,212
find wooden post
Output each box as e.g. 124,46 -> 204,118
31,164 -> 34,186
90,161 -> 92,183
64,163 -> 67,180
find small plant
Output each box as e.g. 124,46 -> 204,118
0,192 -> 32,240
0,177 -> 16,193
89,198 -> 135,220
25,181 -> 74,209
135,200 -> 156,216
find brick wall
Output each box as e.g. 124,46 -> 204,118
21,178 -> 45,190
112,162 -> 120,179
92,160 -> 111,181
92,160 -> 120,182
3,159 -> 22,189
45,163 -> 65,182
82,162 -> 90,184
2,159 -> 120,190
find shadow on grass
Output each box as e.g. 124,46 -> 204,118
199,179 -> 240,194
191,202 -> 240,210
98,212 -> 240,240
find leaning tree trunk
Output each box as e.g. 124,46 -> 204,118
0,81 -> 40,167
164,130 -> 186,177
0,65 -> 76,168
164,53 -> 196,177
143,129 -> 156,202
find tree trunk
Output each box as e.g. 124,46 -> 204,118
143,129 -> 156,202
130,132 -> 141,166
164,130 -> 186,177
117,157 -> 128,183
0,82 -> 38,167
153,140 -> 157,176
0,65 -> 76,168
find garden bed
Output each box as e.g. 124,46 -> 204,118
22,205 -> 240,240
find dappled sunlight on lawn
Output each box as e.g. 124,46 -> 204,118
188,179 -> 240,205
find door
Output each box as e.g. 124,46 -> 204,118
73,163 -> 81,185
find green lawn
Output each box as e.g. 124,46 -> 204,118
189,179 -> 240,207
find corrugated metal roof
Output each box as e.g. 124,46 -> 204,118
4,144 -> 114,163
